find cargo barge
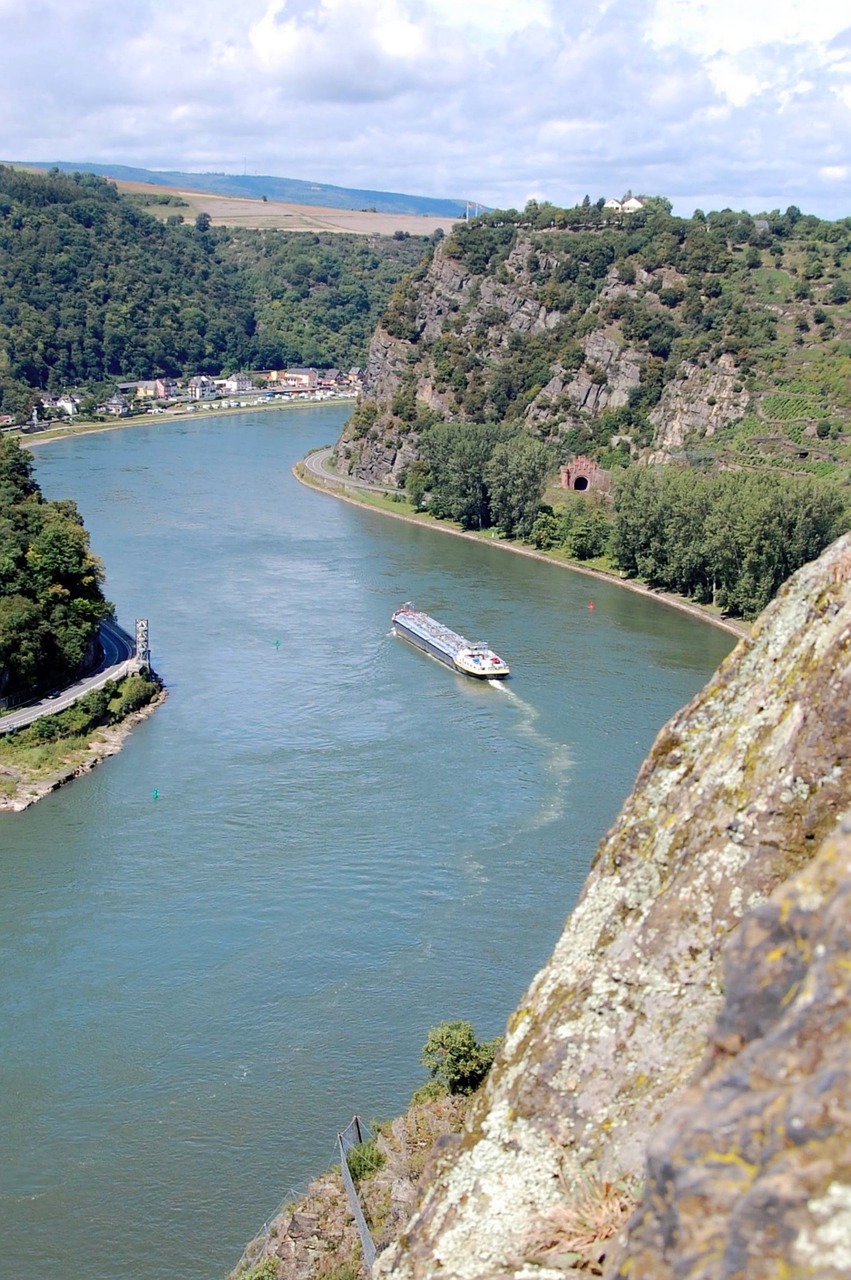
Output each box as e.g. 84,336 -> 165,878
391,604 -> 510,679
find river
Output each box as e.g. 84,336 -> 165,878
0,405 -> 734,1280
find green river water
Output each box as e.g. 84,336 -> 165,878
0,405 -> 734,1279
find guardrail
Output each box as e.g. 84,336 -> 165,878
228,1115 -> 382,1279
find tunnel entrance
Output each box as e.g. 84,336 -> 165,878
559,456 -> 610,494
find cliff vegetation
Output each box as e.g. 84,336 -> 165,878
0,434 -> 111,703
334,199 -> 851,616
0,166 -> 431,416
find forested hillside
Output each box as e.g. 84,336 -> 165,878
333,197 -> 851,617
0,436 -> 111,703
340,198 -> 851,479
0,167 -> 430,415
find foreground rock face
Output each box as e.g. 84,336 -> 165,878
377,533 -> 851,1279
613,819 -> 851,1279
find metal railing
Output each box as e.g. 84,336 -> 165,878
338,1115 -> 379,1271
229,1116 -> 381,1279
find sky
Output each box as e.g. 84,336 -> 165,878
1,0 -> 850,219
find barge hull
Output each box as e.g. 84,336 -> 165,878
392,618 -> 458,669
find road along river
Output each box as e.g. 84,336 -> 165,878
0,619 -> 139,735
0,404 -> 735,1280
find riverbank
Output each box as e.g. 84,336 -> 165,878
293,452 -> 750,641
14,394 -> 357,449
0,682 -> 166,814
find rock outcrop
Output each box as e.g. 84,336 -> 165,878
526,329 -> 645,423
647,352 -> 745,462
375,533 -> 851,1279
611,819 -> 851,1278
338,235 -> 750,486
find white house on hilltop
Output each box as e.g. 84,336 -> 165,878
604,194 -> 646,213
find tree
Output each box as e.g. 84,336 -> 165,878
485,434 -> 551,538
421,1021 -> 500,1095
569,507 -> 612,560
612,465 -> 848,619
422,420 -> 513,529
0,436 -> 110,700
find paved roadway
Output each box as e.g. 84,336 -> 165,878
0,619 -> 137,735
301,447 -> 400,494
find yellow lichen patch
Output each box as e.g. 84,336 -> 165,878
705,1150 -> 758,1179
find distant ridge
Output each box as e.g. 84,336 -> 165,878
17,161 -> 476,218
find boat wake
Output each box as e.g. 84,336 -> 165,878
489,680 -> 573,831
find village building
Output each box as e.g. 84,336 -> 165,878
277,368 -> 319,392
56,393 -> 81,417
187,375 -> 217,400
118,378 -> 179,401
221,372 -> 254,394
96,393 -> 129,417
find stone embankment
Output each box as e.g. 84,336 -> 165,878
0,687 -> 166,813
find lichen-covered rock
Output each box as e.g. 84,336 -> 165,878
608,816 -> 851,1279
376,533 -> 851,1280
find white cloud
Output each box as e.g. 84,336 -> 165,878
706,61 -> 766,108
425,0 -> 551,45
647,0 -> 849,57
0,0 -> 848,218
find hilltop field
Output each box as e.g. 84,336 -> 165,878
115,179 -> 461,237
15,164 -> 461,237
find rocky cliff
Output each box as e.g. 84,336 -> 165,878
373,533 -> 851,1279
333,209 -> 851,488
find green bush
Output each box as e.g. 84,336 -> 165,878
107,673 -> 159,719
421,1021 -> 501,1096
345,1135 -> 385,1186
241,1260 -> 278,1280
